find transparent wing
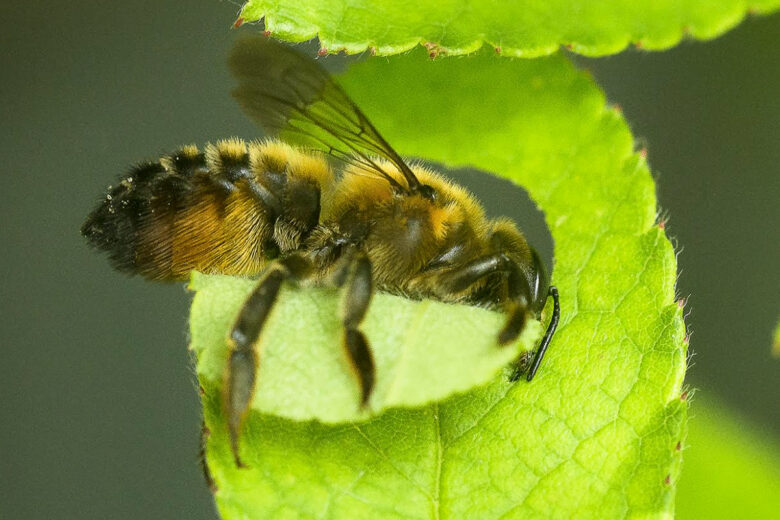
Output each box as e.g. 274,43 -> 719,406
229,36 -> 420,193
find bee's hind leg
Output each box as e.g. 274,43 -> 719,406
225,254 -> 312,467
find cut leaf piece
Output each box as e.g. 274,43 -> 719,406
200,49 -> 688,518
239,0 -> 780,57
190,273 -> 541,423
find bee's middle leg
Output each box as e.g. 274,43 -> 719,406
333,250 -> 376,407
225,254 -> 312,467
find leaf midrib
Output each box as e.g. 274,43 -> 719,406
432,403 -> 442,520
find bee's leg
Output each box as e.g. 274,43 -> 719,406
498,263 -> 533,345
437,253 -> 513,292
436,253 -> 528,341
438,249 -> 556,382
332,251 -> 376,407
514,286 -> 559,381
225,254 -> 312,467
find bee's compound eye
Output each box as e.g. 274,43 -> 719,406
418,184 -> 437,201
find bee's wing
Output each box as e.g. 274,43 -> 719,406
229,36 -> 420,193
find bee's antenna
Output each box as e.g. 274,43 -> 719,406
526,286 -> 559,381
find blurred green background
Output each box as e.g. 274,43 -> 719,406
1,1 -> 777,518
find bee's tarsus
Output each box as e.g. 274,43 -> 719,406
345,329 -> 375,407
226,348 -> 257,469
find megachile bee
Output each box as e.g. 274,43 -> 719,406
82,36 -> 560,466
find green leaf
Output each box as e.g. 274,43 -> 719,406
238,0 -> 780,57
198,49 -> 687,518
676,398 -> 780,519
190,274 -> 542,422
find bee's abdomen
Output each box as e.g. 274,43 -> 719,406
82,139 -> 331,280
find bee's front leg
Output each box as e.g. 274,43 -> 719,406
432,253 -> 537,374
510,286 -> 559,382
435,253 -> 531,343
225,254 -> 312,467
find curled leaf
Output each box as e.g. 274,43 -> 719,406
239,0 -> 780,57
190,273 -> 541,422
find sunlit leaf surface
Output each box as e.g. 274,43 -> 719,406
196,49 -> 687,518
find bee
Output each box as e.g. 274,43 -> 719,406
82,36 -> 560,466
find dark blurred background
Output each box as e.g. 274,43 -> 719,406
1,2 -> 777,518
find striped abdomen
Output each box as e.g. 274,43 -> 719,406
82,139 -> 332,280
